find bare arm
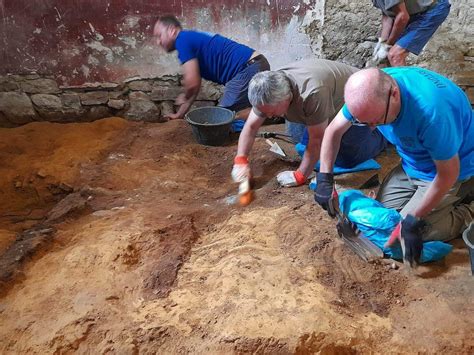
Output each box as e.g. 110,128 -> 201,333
172,59 -> 202,119
236,109 -> 266,157
380,14 -> 394,41
319,110 -> 352,173
298,121 -> 327,177
411,156 -> 460,218
386,2 -> 410,45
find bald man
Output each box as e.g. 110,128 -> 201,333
315,67 -> 473,267
231,59 -> 387,188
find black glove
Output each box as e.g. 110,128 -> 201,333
400,215 -> 427,267
314,172 -> 334,217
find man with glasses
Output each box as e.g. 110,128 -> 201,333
231,59 -> 387,188
315,67 -> 474,267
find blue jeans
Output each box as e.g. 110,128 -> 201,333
219,55 -> 270,112
296,124 -> 387,168
397,0 -> 451,55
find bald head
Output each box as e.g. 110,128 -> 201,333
344,68 -> 394,125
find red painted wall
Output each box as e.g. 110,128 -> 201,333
0,0 -> 312,86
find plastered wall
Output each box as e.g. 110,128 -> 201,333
0,0 -> 472,126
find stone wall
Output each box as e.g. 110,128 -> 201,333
0,0 -> 472,126
319,0 -> 474,103
0,74 -> 221,127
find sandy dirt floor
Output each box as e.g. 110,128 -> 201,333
0,117 -> 472,354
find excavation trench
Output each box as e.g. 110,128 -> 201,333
0,118 -> 472,353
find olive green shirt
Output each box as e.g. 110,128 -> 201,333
277,59 -> 359,126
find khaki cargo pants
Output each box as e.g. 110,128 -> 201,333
376,165 -> 474,241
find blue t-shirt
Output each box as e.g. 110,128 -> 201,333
175,30 -> 254,85
342,67 -> 474,181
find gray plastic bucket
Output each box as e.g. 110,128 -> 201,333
185,106 -> 235,146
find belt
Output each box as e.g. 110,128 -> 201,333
243,54 -> 265,68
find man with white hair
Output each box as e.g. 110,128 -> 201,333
315,67 -> 474,267
231,59 -> 387,188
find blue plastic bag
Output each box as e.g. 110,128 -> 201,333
295,143 -> 380,174
338,190 -> 453,263
231,119 -> 245,133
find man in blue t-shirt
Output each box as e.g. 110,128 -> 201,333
314,67 -> 473,267
153,16 -> 269,121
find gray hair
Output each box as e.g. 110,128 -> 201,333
248,71 -> 292,107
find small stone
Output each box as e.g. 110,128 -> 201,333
390,262 -> 399,270
128,80 -> 153,92
20,78 -> 60,94
61,93 -> 82,109
37,170 -> 47,178
334,299 -> 345,307
166,214 -> 173,219
80,91 -> 109,105
108,99 -> 125,110
159,101 -> 174,117
14,180 -> 22,188
31,94 -> 62,110
0,92 -> 37,125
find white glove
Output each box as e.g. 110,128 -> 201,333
276,170 -> 306,187
372,38 -> 391,63
232,156 -> 251,183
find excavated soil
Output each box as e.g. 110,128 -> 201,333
0,117 -> 472,354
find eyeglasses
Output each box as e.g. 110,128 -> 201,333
352,86 -> 392,127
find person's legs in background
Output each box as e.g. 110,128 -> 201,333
219,56 -> 270,132
336,125 -> 387,168
287,121 -> 307,144
388,0 -> 451,66
297,124 -> 387,167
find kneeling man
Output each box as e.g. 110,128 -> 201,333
232,59 -> 387,187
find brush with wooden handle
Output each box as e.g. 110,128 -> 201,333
238,177 -> 254,206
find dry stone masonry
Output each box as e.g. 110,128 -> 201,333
0,74 -> 222,127
0,0 -> 472,126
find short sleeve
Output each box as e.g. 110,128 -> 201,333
175,34 -> 197,64
384,0 -> 402,11
342,104 -> 354,121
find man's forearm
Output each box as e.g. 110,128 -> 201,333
412,176 -> 455,218
319,130 -> 342,173
175,91 -> 198,118
380,15 -> 393,41
387,12 -> 409,45
299,138 -> 321,177
236,120 -> 261,157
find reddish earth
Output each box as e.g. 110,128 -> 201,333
0,117 -> 472,353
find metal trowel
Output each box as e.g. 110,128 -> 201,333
265,139 -> 286,157
328,191 -> 384,262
